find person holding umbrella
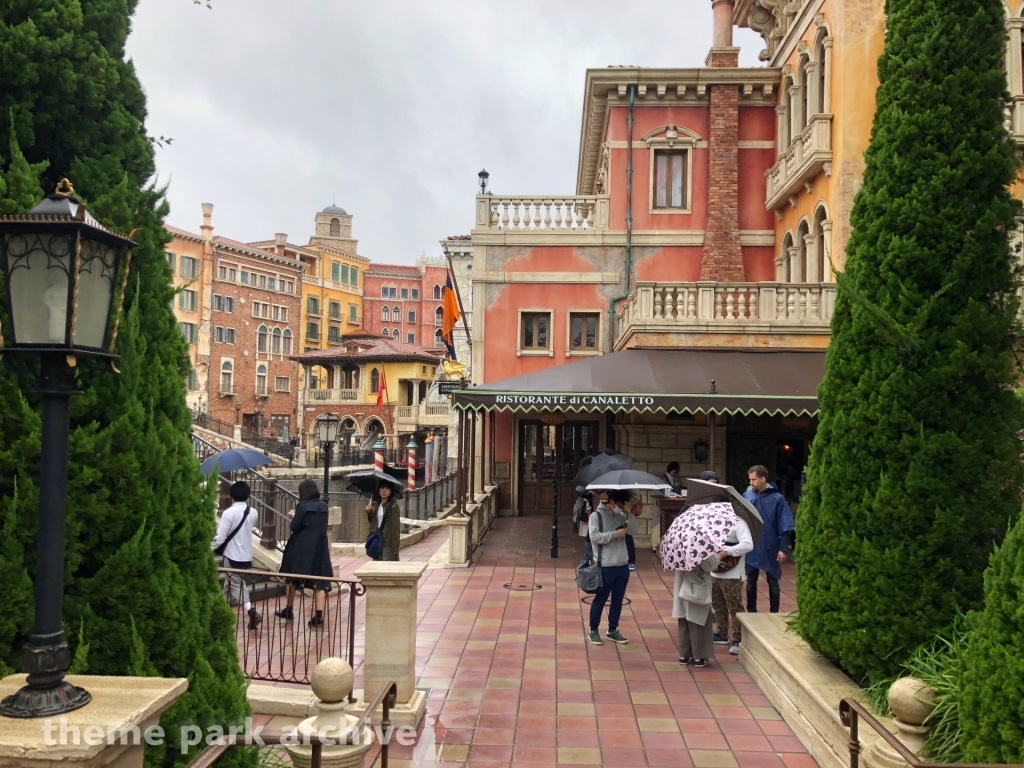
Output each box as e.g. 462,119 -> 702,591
365,480 -> 402,561
275,479 -> 334,627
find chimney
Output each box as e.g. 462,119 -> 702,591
201,203 -> 214,243
699,0 -> 744,282
274,233 -> 287,257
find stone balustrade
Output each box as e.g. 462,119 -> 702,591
395,403 -> 451,428
447,485 -> 498,567
475,194 -> 610,232
766,113 -> 833,210
306,388 -> 360,403
616,280 -> 836,346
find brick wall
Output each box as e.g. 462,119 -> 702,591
700,71 -> 745,281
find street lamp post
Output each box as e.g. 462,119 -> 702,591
478,169 -> 489,195
317,413 -> 339,505
0,179 -> 135,719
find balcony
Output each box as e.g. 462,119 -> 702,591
615,281 -> 835,349
765,113 -> 833,211
474,195 -> 610,241
395,403 -> 452,430
305,388 -> 360,403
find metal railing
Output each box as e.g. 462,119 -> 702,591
191,409 -> 236,440
185,681 -> 397,768
839,698 -> 1024,768
219,568 -> 364,686
190,409 -> 294,459
397,473 -> 458,520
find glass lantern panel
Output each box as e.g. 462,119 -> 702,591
75,238 -> 118,349
5,233 -> 74,345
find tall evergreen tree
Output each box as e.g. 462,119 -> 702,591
0,2 -> 254,765
795,0 -> 1023,683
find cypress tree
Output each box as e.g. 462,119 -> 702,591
795,0 -> 1023,684
961,514 -> 1024,763
0,2 -> 254,765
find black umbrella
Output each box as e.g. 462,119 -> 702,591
345,469 -> 404,499
574,448 -> 634,488
684,477 -> 763,545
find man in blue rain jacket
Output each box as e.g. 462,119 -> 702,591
742,464 -> 795,613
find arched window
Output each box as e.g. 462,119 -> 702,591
330,217 -> 340,237
435,306 -> 444,325
392,305 -> 400,318
813,206 -> 829,283
257,325 -> 268,353
796,219 -> 810,283
381,306 -> 391,322
370,367 -> 380,394
391,328 -> 400,340
779,232 -> 793,283
408,309 -> 416,323
380,286 -> 388,299
381,328 -> 390,337
407,332 -> 415,344
256,364 -> 267,395
221,360 -> 233,392
272,327 -> 282,354
434,328 -> 445,347
814,29 -> 828,114
799,55 -> 810,131
283,329 -> 292,355
400,284 -> 409,300
433,285 -> 442,300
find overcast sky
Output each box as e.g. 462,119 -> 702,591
127,1 -> 764,264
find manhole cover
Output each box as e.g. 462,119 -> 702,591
503,583 -> 543,591
580,595 -> 632,605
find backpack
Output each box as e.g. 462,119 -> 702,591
365,504 -> 390,559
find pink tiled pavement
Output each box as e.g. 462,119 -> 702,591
311,517 -> 806,767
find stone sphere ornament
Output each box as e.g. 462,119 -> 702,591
310,657 -> 354,704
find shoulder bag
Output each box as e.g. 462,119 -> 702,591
576,509 -> 604,594
213,506 -> 250,557
365,504 -> 389,559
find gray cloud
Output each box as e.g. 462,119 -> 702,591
128,1 -> 765,263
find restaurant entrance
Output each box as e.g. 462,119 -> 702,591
517,420 -> 598,516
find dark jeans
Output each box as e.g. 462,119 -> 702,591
625,535 -> 636,566
590,564 -> 630,632
745,563 -> 780,613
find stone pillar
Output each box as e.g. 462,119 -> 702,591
822,38 -> 834,114
0,675 -> 187,768
789,82 -> 802,142
864,678 -> 935,768
347,561 -> 427,729
803,233 -> 818,283
446,515 -> 471,568
821,220 -> 835,278
287,658 -> 374,768
775,104 -> 788,152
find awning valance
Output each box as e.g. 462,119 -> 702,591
451,349 -> 825,417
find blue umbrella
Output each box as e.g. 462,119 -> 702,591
200,448 -> 272,476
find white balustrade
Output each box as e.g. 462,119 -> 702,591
306,388 -> 360,403
766,113 -> 833,210
395,406 -> 416,419
475,195 -> 610,232
619,281 -> 836,344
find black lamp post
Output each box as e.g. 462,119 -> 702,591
478,169 -> 489,195
317,413 -> 340,505
0,179 -> 135,719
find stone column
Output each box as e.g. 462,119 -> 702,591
348,561 -> 427,728
775,104 -> 788,152
789,82 -> 802,144
821,220 -> 835,279
446,515 -> 471,568
803,233 -> 818,283
0,675 -> 186,768
822,38 -> 834,114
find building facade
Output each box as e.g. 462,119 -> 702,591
362,258 -> 452,351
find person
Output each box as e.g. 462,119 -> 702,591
711,516 -> 753,655
365,480 -> 401,561
743,465 -> 795,613
663,462 -> 683,494
276,479 -> 334,627
699,470 -> 720,483
674,549 -> 720,667
573,486 -> 594,568
587,489 -> 632,645
625,492 -> 643,571
212,481 -> 262,631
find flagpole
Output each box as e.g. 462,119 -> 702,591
442,248 -> 473,362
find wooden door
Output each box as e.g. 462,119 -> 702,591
517,420 -> 598,516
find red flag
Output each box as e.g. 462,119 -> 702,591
376,367 -> 387,407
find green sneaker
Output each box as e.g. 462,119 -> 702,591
606,630 -> 628,645
588,630 -> 602,645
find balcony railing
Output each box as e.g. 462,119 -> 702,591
616,281 -> 836,345
766,113 -> 833,210
307,387 -> 360,403
395,403 -> 451,426
475,194 -> 610,233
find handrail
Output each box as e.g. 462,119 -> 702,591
184,681 -> 398,768
839,698 -> 1024,768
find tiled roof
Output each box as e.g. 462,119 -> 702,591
365,263 -> 422,278
165,224 -> 203,242
291,336 -> 443,365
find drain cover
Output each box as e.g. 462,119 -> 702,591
581,595 -> 632,605
503,583 -> 543,591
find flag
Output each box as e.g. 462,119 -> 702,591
442,271 -> 461,360
376,367 -> 387,408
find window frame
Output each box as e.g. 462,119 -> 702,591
650,149 -> 691,212
220,358 -> 234,394
275,376 -> 291,393
517,309 -> 554,357
369,367 -> 380,394
565,310 -> 602,357
256,364 -> 268,396
407,331 -> 415,344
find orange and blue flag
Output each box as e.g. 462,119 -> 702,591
441,272 -> 460,360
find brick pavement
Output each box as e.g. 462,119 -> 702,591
257,517 -> 811,768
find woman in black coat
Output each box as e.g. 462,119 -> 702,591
275,479 -> 334,626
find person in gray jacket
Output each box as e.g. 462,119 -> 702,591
587,489 -> 632,646
674,552 -> 721,667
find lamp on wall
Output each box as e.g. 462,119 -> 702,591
693,437 -> 710,464
478,169 -> 490,195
